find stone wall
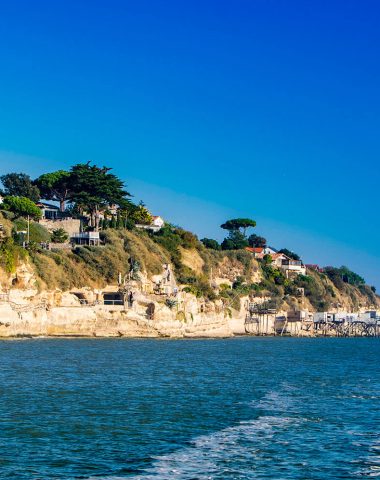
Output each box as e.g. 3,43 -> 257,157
39,218 -> 81,236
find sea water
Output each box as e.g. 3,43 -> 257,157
0,337 -> 379,479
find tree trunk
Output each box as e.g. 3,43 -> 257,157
95,206 -> 100,232
59,199 -> 65,212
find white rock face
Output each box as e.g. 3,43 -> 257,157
0,288 -> 241,338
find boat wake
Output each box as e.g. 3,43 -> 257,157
111,386 -> 303,479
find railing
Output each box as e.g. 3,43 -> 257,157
9,300 -> 47,313
71,232 -> 100,239
103,299 -> 124,306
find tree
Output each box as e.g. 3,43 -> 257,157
109,215 -> 117,229
221,230 -> 248,250
116,212 -> 124,229
51,228 -> 69,243
69,162 -> 132,230
0,173 -> 40,202
262,254 -> 273,265
248,233 -> 267,248
324,266 -> 365,287
278,248 -> 301,261
201,238 -> 221,250
221,218 -> 256,236
221,218 -> 255,250
34,170 -> 73,212
2,196 -> 42,219
130,203 -> 153,225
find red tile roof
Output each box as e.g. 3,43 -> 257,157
245,247 -> 264,253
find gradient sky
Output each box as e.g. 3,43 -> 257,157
0,1 -> 379,287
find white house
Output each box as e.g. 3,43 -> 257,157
279,257 -> 306,276
152,216 -> 164,228
136,215 -> 164,232
71,231 -> 100,246
0,195 -> 3,205
263,246 -> 278,255
247,247 -> 306,276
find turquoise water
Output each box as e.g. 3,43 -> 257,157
0,338 -> 379,479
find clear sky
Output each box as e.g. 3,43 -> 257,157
0,0 -> 379,288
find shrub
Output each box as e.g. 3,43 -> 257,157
221,230 -> 248,250
248,234 -> 267,248
2,196 -> 41,219
201,238 -> 221,250
324,266 -> 365,287
0,238 -> 26,273
12,219 -> 50,244
51,228 -> 69,243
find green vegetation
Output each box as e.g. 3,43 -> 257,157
221,230 -> 248,250
35,170 -> 73,212
248,234 -> 267,248
324,266 -> 365,287
0,173 -> 40,202
278,248 -> 301,261
220,217 -> 256,250
12,218 -> 50,244
220,218 -> 257,235
0,164 -> 377,312
129,203 -> 153,225
2,196 -> 42,220
69,162 -> 132,230
51,228 -> 69,243
0,238 -> 27,274
201,238 -> 221,250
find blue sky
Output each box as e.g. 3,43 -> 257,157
0,1 -> 379,288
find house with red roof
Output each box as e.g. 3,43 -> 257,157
246,247 -> 306,276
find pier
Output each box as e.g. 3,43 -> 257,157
244,305 -> 380,337
245,302 -> 278,335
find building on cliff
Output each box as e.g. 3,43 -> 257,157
70,231 -> 100,246
136,215 -> 164,232
245,247 -> 306,276
37,202 -> 61,220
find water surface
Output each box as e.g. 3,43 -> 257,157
0,337 -> 379,479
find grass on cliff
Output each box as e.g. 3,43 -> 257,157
29,229 -> 169,290
1,212 -> 378,311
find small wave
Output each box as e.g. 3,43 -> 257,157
86,387 -> 302,480
355,440 -> 380,477
125,414 -> 298,479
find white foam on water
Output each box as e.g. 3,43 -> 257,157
127,414 -> 295,480
124,387 -> 300,480
87,387 -> 302,480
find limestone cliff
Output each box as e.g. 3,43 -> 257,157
0,218 -> 378,338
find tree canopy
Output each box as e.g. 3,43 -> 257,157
1,173 -> 40,202
2,196 -> 42,219
221,230 -> 249,250
221,218 -> 256,235
201,238 -> 221,250
68,162 -> 132,229
220,217 -> 256,249
248,233 -> 267,248
130,203 -> 153,225
278,248 -> 301,261
34,170 -> 73,212
51,228 -> 69,243
324,266 -> 365,287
